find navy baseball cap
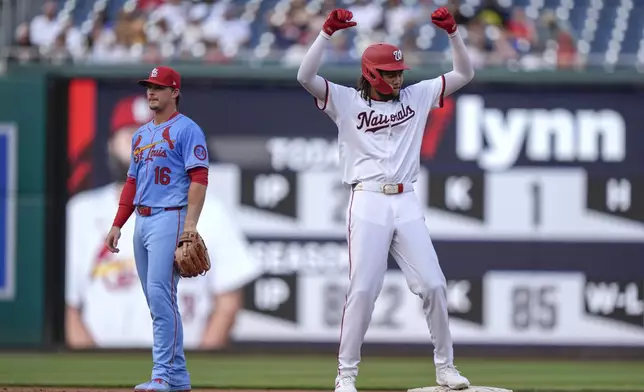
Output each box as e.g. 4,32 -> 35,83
137,66 -> 181,89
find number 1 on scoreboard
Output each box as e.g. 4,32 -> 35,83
530,180 -> 542,228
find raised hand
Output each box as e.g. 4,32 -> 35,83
431,7 -> 457,35
323,9 -> 357,36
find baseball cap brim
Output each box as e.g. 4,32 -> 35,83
137,79 -> 174,88
377,62 -> 411,71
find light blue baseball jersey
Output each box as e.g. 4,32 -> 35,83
127,113 -> 209,207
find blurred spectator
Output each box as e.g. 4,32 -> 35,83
324,32 -> 357,65
475,0 -> 510,29
141,42 -> 163,63
195,0 -> 228,25
268,0 -> 310,49
148,0 -> 191,40
2,0 -> 630,70
447,0 -> 471,26
536,11 -> 578,69
11,22 -> 38,64
203,40 -> 230,64
506,6 -> 538,57
399,31 -> 423,68
137,0 -> 165,14
117,9 -> 148,46
348,0 -> 383,33
281,1 -> 353,67
29,1 -> 63,48
489,29 -> 519,66
384,0 -> 419,38
145,14 -> 173,49
442,0 -> 517,68
46,30 -> 72,65
507,7 -> 536,44
64,18 -> 88,61
463,17 -> 517,68
179,8 -> 207,59
309,1 -> 339,32
202,4 -> 250,57
448,0 -> 509,29
87,10 -> 139,64
463,20 -> 488,69
282,38 -> 310,68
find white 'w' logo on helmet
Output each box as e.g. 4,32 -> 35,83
393,50 -> 403,61
150,68 -> 159,78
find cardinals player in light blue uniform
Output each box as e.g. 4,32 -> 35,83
105,66 -> 209,392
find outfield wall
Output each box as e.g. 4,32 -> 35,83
1,66 -> 643,354
0,74 -> 47,347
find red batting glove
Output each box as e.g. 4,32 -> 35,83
431,7 -> 457,35
322,9 -> 357,36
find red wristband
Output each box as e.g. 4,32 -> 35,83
112,177 -> 136,228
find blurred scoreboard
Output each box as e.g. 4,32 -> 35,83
204,164 -> 644,346
193,87 -> 644,347
209,166 -> 644,241
92,80 -> 644,347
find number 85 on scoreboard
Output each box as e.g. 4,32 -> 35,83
482,272 -> 579,344
483,271 -> 644,345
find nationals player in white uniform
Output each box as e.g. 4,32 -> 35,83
297,7 -> 475,392
66,96 -> 261,350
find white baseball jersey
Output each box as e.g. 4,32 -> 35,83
316,76 -> 445,185
66,175 -> 262,348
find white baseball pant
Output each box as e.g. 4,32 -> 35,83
337,183 -> 453,378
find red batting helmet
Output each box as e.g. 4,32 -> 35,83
361,43 -> 410,95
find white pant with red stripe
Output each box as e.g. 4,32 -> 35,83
337,184 -> 453,378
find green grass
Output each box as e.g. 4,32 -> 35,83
0,353 -> 642,391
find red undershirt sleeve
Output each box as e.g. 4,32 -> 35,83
187,166 -> 208,186
112,176 -> 136,228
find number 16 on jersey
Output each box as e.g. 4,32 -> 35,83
154,166 -> 171,185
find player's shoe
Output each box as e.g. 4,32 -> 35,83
436,364 -> 470,390
334,375 -> 357,392
134,380 -> 151,392
134,378 -> 171,392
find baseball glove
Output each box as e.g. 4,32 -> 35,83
174,230 -> 211,278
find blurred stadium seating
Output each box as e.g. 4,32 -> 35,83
1,0 -> 642,70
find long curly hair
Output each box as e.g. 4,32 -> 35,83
356,75 -> 399,105
357,75 -> 372,102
